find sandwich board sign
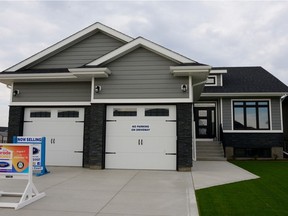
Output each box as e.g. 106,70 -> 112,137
0,144 -> 46,210
13,136 -> 49,176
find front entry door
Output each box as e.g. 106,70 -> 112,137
194,107 -> 216,139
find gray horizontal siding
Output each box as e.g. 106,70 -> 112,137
32,32 -> 124,69
94,47 -> 188,99
222,97 -> 282,131
13,82 -> 91,102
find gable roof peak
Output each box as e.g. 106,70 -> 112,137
5,22 -> 134,72
87,36 -> 196,66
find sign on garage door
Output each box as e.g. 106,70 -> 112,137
106,105 -> 177,170
23,108 -> 84,166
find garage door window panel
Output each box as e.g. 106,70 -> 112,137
30,111 -> 51,118
58,111 -> 79,118
113,108 -> 137,116
145,108 -> 169,116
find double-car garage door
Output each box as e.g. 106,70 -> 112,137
105,105 -> 177,170
23,105 -> 177,170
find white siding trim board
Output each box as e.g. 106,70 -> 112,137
91,98 -> 193,104
10,102 -> 91,106
202,92 -> 288,97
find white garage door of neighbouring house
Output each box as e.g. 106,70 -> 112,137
106,105 -> 177,170
23,108 -> 84,166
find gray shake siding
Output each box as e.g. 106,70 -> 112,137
30,32 -> 124,69
13,82 -> 91,102
222,97 -> 282,131
94,47 -> 189,99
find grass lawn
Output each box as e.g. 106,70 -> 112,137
196,161 -> 288,216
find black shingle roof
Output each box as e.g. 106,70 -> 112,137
203,66 -> 288,93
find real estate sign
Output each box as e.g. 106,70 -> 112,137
0,145 -> 30,174
13,136 -> 49,176
0,144 -> 46,210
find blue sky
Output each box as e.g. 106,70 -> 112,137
1,0 -> 288,126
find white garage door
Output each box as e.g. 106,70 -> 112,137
106,105 -> 176,170
23,108 -> 84,166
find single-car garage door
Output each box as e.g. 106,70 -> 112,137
105,105 -> 176,170
23,108 -> 84,166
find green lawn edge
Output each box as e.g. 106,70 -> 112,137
195,161 -> 288,216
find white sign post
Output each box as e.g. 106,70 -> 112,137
0,144 -> 46,210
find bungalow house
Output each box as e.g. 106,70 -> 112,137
0,23 -> 287,171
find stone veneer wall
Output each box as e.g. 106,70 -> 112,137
7,106 -> 24,143
176,103 -> 192,171
87,104 -> 106,169
223,133 -> 284,159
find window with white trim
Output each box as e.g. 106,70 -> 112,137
205,75 -> 217,86
233,101 -> 270,130
30,111 -> 51,118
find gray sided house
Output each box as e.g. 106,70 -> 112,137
0,23 -> 287,171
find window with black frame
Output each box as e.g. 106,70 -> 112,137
233,101 -> 270,130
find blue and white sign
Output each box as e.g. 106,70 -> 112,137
13,136 -> 49,176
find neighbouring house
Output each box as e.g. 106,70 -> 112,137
0,23 -> 287,171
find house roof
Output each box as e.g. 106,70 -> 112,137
203,66 -> 288,96
0,22 -> 208,87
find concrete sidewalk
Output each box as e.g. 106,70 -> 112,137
192,161 -> 259,190
0,161 -> 259,216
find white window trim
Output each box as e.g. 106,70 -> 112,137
205,75 -> 217,86
230,98 -> 273,132
223,130 -> 283,133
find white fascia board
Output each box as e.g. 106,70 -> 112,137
5,23 -> 133,72
201,92 -> 287,97
0,73 -> 76,85
170,66 -> 211,77
91,98 -> 193,104
10,102 -> 91,106
69,68 -> 111,78
0,73 -> 75,78
170,65 -> 211,71
87,37 -> 195,66
209,69 -> 227,74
